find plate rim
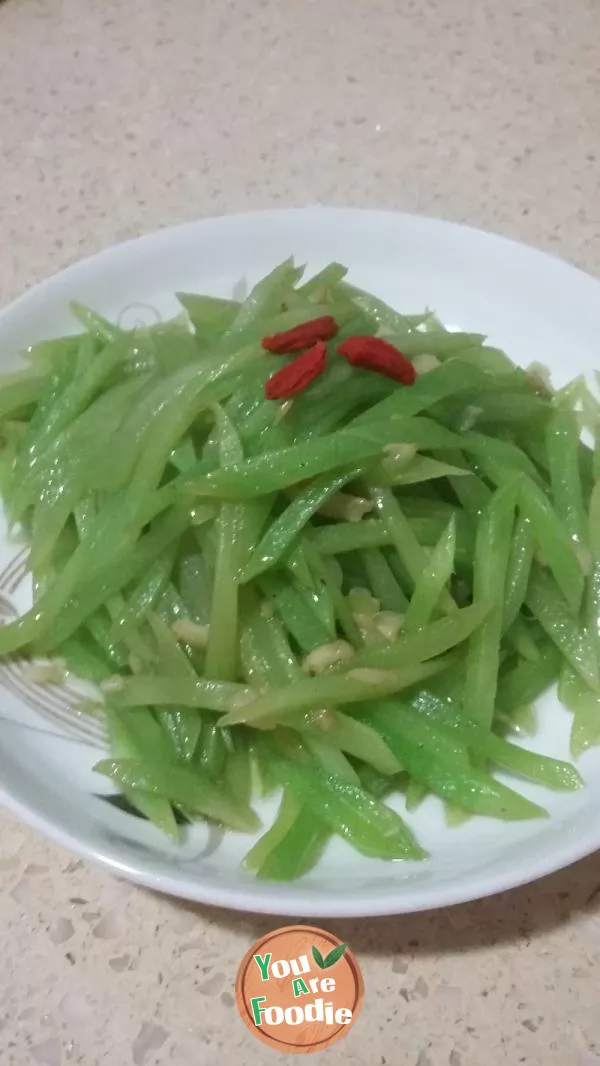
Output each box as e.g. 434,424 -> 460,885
3,206 -> 600,328
4,773 -> 600,917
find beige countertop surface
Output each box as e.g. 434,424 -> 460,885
1,0 -> 600,1063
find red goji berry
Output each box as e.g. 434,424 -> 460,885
337,336 -> 416,385
264,340 -> 327,400
262,315 -> 338,354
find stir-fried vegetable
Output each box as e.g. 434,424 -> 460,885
0,257 -> 593,882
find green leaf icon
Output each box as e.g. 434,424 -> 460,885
311,945 -> 326,969
323,943 -> 348,969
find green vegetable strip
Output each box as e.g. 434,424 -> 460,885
559,666 -> 600,756
176,292 -> 239,339
236,608 -> 337,877
375,551 -> 410,607
311,521 -> 390,555
16,334 -> 129,486
132,322 -> 204,376
244,608 -> 300,687
272,756 -> 425,860
560,481 -> 600,753
526,564 -> 599,690
226,258 -> 304,335
219,656 -> 453,727
266,609 -> 309,673
85,608 -> 129,668
233,296 -> 354,353
286,360 -> 353,421
256,808 -> 331,881
154,707 -> 203,765
185,432 -> 383,499
298,373 -> 393,440
307,547 -> 364,647
309,711 -> 402,776
243,790 -> 301,872
239,623 -> 271,690
340,287 -> 424,334
445,453 -> 492,517
238,594 -> 347,874
184,417 -> 461,500
21,335 -> 80,370
403,516 -> 456,630
404,778 -> 428,811
59,632 -> 113,682
297,262 -> 347,298
368,485 -> 430,586
594,416 -> 600,483
342,603 -> 488,672
505,617 -> 541,663
0,372 -> 45,419
381,456 -> 472,487
259,574 -> 332,653
546,407 -> 588,549
369,703 -> 547,820
94,758 -> 259,832
309,514 -> 473,567
131,364 -> 254,499
109,553 -> 175,644
356,763 -> 403,799
146,614 -> 205,761
70,301 -> 122,343
560,661 -> 593,709
496,639 -> 562,714
587,482 -> 600,651
0,425 -> 23,500
360,548 -> 408,612
387,330 -> 487,357
502,514 -> 534,631
0,531 -> 99,653
113,674 -> 250,712
205,408 -> 259,680
302,735 -> 360,785
195,722 -> 229,780
104,705 -> 179,839
351,360 -> 493,427
285,541 -> 319,590
155,581 -> 198,630
10,375 -> 152,524
572,698 -> 600,757
477,450 -> 584,608
304,575 -> 337,639
240,465 -> 365,582
460,432 -> 543,484
444,804 -> 473,827
226,745 -> 253,808
463,480 -> 519,728
371,701 -> 472,764
175,554 -> 211,624
410,690 -> 582,791
452,389 -> 550,430
8,354 -> 72,499
98,348 -> 258,495
496,703 -> 537,738
518,476 -> 584,614
33,505 -> 189,653
450,345 -> 517,375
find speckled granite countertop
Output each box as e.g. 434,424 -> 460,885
1,0 -> 600,1063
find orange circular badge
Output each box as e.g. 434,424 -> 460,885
236,924 -> 364,1054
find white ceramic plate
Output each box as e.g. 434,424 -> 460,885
1,207 -> 600,918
